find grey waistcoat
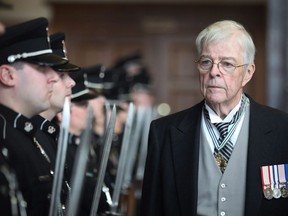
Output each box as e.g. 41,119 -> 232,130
197,107 -> 250,216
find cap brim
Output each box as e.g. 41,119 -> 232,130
88,87 -> 105,96
53,62 -> 80,72
24,53 -> 68,66
71,92 -> 98,102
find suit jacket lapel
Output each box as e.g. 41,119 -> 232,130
245,99 -> 278,216
170,102 -> 203,216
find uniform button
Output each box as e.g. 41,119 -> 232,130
221,197 -> 226,202
221,183 -> 226,188
220,211 -> 226,216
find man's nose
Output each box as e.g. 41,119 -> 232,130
210,62 -> 221,76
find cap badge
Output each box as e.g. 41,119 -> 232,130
48,126 -> 56,134
24,122 -> 33,132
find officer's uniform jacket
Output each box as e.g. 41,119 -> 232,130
0,104 -> 53,216
31,115 -> 71,205
31,115 -> 59,168
0,153 -> 14,216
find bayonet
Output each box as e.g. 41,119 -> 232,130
90,105 -> 117,216
109,103 -> 135,214
104,100 -> 111,131
135,107 -> 153,181
49,97 -> 70,216
123,107 -> 145,190
66,105 -> 94,216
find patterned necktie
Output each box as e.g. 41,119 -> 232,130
214,122 -> 233,162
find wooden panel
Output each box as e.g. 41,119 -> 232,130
166,38 -> 200,112
169,90 -> 203,112
168,39 -> 197,80
65,38 -> 144,67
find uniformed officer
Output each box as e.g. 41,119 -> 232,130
0,17 -> 68,215
0,18 -> 29,216
61,70 -> 97,179
32,32 -> 79,140
31,32 -> 79,211
110,54 -> 156,216
82,65 -> 112,159
112,53 -> 152,102
57,70 -> 111,215
83,64 -> 127,185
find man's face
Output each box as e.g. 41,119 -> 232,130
70,100 -> 89,135
15,63 -> 58,117
89,96 -> 105,124
198,36 -> 254,109
49,72 -> 75,113
130,90 -> 154,108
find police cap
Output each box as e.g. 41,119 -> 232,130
0,17 -> 68,66
113,53 -> 142,69
71,70 -> 98,102
83,64 -> 105,91
50,32 -> 80,72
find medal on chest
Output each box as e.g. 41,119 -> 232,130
214,152 -> 227,173
261,164 -> 288,199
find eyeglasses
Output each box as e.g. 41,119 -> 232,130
195,57 -> 248,75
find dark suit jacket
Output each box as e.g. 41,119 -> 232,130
140,97 -> 288,216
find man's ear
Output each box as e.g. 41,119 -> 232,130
242,63 -> 255,87
0,65 -> 16,86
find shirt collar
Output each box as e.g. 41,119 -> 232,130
204,97 -> 242,124
0,104 -> 37,139
31,115 -> 59,141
